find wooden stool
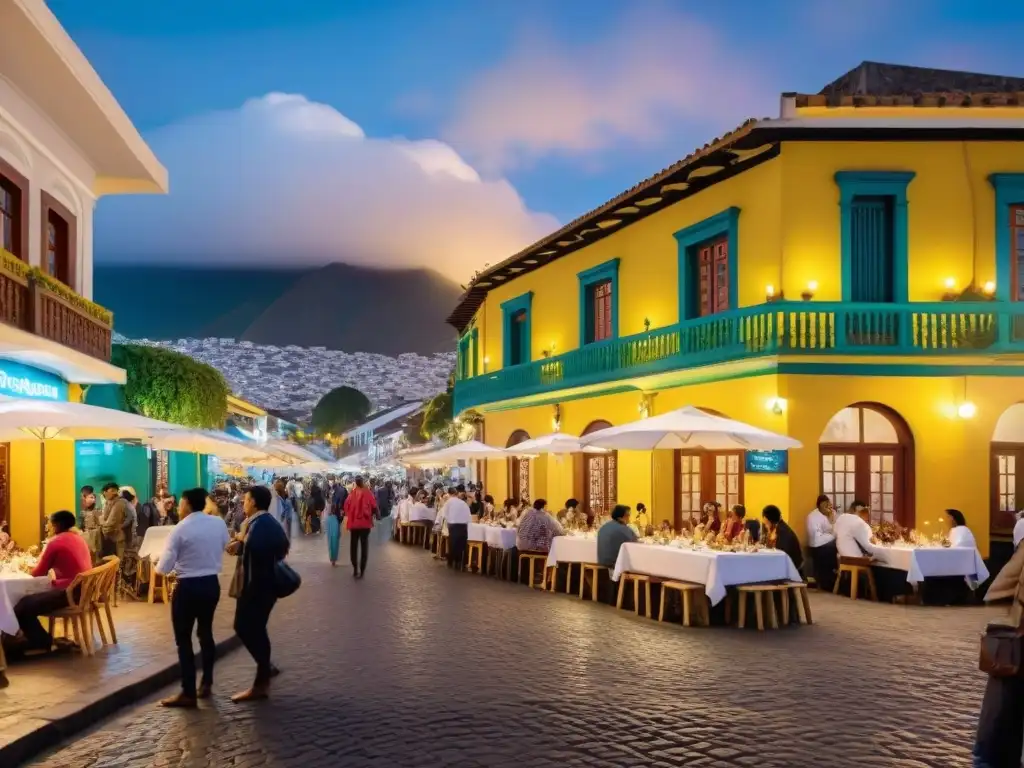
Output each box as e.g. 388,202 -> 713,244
834,556 -> 878,601
616,572 -> 655,618
466,541 -> 484,572
546,565 -> 559,591
784,582 -> 813,625
518,552 -> 548,588
579,564 -> 607,602
736,584 -> 788,630
148,569 -> 171,604
658,581 -> 708,627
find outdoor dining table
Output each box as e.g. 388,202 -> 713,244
611,542 -> 802,605
137,525 -> 175,563
0,572 -> 51,635
545,536 -> 598,570
408,507 -> 436,524
468,523 -> 517,549
873,545 -> 990,586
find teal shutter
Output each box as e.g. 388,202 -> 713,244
850,196 -> 895,303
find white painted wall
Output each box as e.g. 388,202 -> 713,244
0,74 -> 97,299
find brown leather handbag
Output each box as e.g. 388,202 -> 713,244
979,622 -> 1022,677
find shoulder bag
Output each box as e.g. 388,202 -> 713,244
979,622 -> 1022,676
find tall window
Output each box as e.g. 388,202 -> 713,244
507,430 -> 531,504
46,210 -> 70,285
849,196 -> 895,303
585,280 -> 613,343
674,449 -> 744,530
508,309 -> 527,366
1011,205 -> 1024,302
0,176 -> 20,257
579,420 -> 616,522
697,236 -> 729,317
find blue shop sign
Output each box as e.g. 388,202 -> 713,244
745,450 -> 789,474
0,360 -> 68,400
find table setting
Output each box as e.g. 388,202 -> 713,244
468,522 -> 517,549
0,559 -> 50,635
870,520 -> 989,586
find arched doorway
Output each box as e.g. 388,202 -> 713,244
818,403 -> 915,527
578,420 -> 616,521
673,407 -> 744,531
990,404 -> 1024,535
506,430 -> 531,504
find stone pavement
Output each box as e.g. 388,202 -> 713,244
24,528 -> 1002,768
0,571 -> 237,765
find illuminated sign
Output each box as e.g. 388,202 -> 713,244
0,361 -> 67,400
744,450 -> 789,474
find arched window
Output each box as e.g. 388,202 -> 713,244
818,403 -> 915,527
506,430 -> 531,504
673,407 -> 743,531
990,403 -> 1024,535
579,420 -> 616,521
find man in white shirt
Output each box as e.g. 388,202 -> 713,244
156,487 -> 230,708
1014,511 -> 1024,550
444,485 -> 473,570
833,501 -> 883,559
806,494 -> 838,591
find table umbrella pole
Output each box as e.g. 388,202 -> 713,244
38,440 -> 46,543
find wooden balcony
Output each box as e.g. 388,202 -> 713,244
454,300 -> 1024,413
0,250 -> 113,362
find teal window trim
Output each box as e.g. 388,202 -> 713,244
674,207 -> 740,320
501,292 -> 533,367
988,173 -> 1024,302
470,327 -> 480,376
577,258 -> 620,346
835,171 -> 915,303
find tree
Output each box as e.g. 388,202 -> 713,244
112,344 -> 230,429
311,386 -> 371,434
420,390 -> 453,442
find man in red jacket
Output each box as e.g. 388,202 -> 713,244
343,477 -> 377,578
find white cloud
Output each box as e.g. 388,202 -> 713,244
442,6 -> 773,173
95,93 -> 557,282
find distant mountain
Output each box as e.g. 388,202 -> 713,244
95,263 -> 463,355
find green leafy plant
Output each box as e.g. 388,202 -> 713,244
311,386 -> 372,434
112,344 -> 229,428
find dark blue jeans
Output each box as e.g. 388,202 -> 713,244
973,668 -> 1024,767
234,589 -> 277,686
171,575 -> 220,697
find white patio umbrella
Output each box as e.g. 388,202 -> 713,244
141,428 -> 276,462
578,406 -> 802,451
401,440 -> 506,466
0,399 -> 195,539
262,439 -> 323,465
506,432 -> 608,456
579,406 -> 801,529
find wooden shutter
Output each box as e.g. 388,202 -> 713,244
1011,206 -> 1024,302
592,280 -> 612,341
698,245 -> 713,317
712,239 -> 729,312
850,196 -> 895,303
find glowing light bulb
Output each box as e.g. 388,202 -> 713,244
983,281 -> 996,295
807,280 -> 818,292
944,277 -> 956,290
957,402 -> 977,419
765,284 -> 775,298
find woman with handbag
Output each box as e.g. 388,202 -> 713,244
974,543 -> 1024,767
228,485 -> 289,702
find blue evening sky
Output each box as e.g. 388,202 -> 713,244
48,1 -> 1024,274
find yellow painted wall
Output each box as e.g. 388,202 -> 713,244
9,439 -> 76,548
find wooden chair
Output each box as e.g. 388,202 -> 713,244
783,581 -> 813,625
616,572 -> 657,618
579,564 -> 607,602
466,541 -> 485,572
545,565 -> 559,591
46,565 -> 103,655
658,581 -> 708,627
736,584 -> 789,630
834,556 -> 878,601
93,557 -> 121,646
518,552 -> 548,588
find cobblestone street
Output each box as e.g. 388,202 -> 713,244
26,530 -> 999,768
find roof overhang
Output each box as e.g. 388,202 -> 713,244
1,0 -> 168,196
226,394 -> 267,418
0,322 -> 126,385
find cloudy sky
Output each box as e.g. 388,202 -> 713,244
52,0 -> 1024,283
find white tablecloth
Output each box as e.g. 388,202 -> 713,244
546,537 -> 599,570
612,543 -> 802,605
408,508 -> 436,524
138,526 -> 175,561
468,523 -> 517,549
0,573 -> 51,635
874,545 -> 990,585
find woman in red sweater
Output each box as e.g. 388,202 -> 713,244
343,477 -> 377,579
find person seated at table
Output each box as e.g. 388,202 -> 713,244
834,501 -> 883,560
805,494 -> 838,592
761,506 -> 803,573
515,499 -> 564,554
723,505 -> 745,542
944,508 -> 976,549
701,502 -> 722,535
481,494 -> 496,522
13,511 -> 92,653
501,499 -> 520,525
658,519 -> 673,535
634,503 -> 653,536
1014,510 -> 1024,551
597,504 -> 637,603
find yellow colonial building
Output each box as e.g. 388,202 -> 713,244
449,62 -> 1024,557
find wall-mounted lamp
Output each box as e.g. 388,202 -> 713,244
942,277 -> 958,302
801,280 -> 818,302
483,356 -> 490,372
957,401 -> 977,419
643,317 -> 651,332
766,397 -> 787,415
983,281 -> 996,296
765,284 -> 784,303
552,403 -> 562,432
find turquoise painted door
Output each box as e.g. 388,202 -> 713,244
849,196 -> 895,303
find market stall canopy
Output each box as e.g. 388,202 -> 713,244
579,406 -> 803,451
506,432 -> 608,455
262,439 -> 323,465
0,399 -> 181,441
401,440 -> 506,466
141,428 -> 276,462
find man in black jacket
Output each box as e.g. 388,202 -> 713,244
762,505 -> 803,573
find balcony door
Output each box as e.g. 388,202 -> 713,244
506,429 -> 531,505
576,420 -> 616,523
696,237 -> 730,317
849,196 -> 896,303
673,449 -> 744,531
